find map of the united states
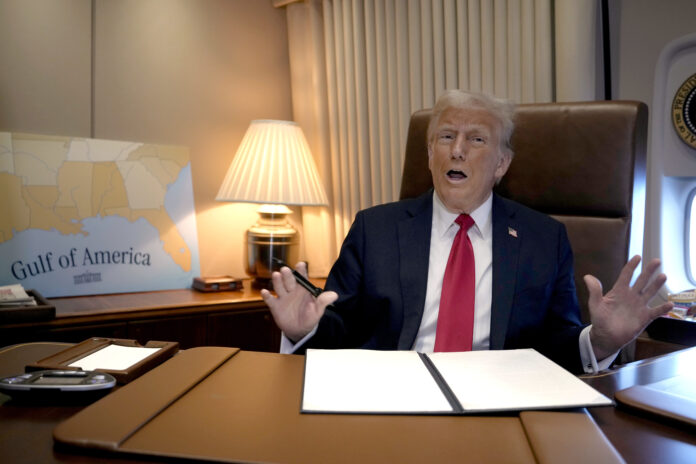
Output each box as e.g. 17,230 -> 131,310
0,132 -> 200,297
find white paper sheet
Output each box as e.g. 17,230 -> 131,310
302,349 -> 452,413
301,348 -> 612,414
428,349 -> 612,412
69,344 -> 161,371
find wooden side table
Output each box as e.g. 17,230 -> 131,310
0,280 -> 294,352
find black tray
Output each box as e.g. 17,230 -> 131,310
0,289 -> 55,324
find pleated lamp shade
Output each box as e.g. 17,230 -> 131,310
215,120 -> 328,206
215,120 -> 328,288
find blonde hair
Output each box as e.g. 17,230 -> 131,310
427,90 -> 515,158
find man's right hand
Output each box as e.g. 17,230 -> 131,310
260,262 -> 338,343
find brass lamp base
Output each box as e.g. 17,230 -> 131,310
245,205 -> 299,289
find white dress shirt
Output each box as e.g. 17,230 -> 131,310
412,191 -> 494,352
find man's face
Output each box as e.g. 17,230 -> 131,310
428,106 -> 511,214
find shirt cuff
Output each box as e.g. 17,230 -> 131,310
279,325 -> 319,354
579,325 -> 619,374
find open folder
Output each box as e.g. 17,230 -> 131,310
301,348 -> 612,414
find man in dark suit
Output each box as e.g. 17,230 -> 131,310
261,90 -> 672,374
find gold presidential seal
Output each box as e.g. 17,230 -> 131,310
672,73 -> 696,150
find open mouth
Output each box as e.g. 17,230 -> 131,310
447,169 -> 467,180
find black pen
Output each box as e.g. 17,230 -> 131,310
272,258 -> 324,298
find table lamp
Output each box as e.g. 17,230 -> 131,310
216,120 -> 328,288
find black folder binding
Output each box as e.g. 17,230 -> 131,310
417,352 -> 464,413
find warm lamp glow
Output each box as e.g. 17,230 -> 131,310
215,120 -> 328,206
215,120 -> 328,287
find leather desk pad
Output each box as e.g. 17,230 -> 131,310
54,347 -> 623,464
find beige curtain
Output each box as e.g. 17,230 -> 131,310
282,0 -> 598,276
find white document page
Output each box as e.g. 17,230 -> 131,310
69,345 -> 161,371
428,349 -> 612,412
302,349 -> 452,413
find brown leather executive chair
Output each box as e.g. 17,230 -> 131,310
399,101 -> 648,329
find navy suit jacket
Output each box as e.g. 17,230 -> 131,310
302,190 -> 586,373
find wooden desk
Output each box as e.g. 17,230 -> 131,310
1,343 -> 695,463
582,346 -> 696,463
0,282 -> 282,352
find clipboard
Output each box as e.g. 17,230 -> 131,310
25,337 -> 179,384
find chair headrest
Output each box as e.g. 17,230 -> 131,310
399,101 -> 648,218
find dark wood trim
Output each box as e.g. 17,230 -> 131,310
0,280 -> 326,352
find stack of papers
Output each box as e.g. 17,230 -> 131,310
0,284 -> 36,307
302,348 -> 613,414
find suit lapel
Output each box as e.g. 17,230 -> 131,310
397,191 -> 433,350
490,195 -> 520,350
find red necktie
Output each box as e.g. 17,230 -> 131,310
434,214 -> 475,352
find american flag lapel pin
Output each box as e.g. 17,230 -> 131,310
508,227 -> 518,238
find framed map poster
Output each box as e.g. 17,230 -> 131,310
0,132 -> 200,297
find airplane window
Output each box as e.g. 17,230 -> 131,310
687,188 -> 696,285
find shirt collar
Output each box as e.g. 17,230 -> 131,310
432,190 -> 493,240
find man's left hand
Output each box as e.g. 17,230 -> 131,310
584,255 -> 673,360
